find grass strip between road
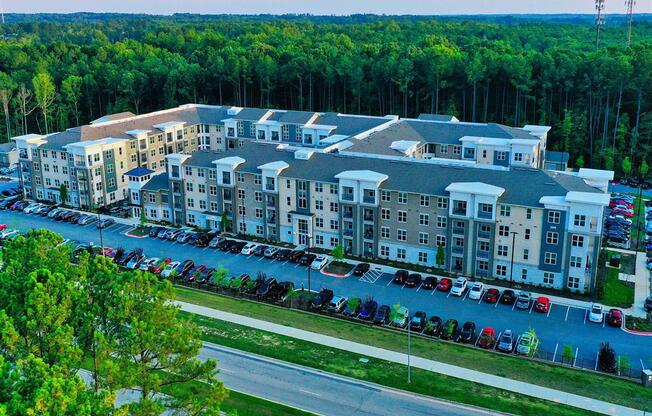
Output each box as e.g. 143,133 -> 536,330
175,286 -> 652,411
182,310 -> 599,416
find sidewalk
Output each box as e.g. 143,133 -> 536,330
620,252 -> 651,318
178,301 -> 645,416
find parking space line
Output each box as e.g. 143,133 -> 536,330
546,304 -> 552,317
602,315 -> 606,328
583,309 -> 588,324
446,290 -> 452,298
474,330 -> 482,347
511,301 -> 517,311
494,299 -> 499,308
529,301 -> 535,314
564,306 -> 570,321
415,283 -> 423,293
594,350 -> 599,370
282,261 -> 289,266
257,256 -> 264,262
494,331 -> 502,351
573,348 -> 579,367
431,288 -> 437,295
461,289 -> 469,301
552,343 -> 559,362
641,359 -> 646,370
386,279 -> 393,287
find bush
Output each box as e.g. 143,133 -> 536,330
598,342 -> 617,373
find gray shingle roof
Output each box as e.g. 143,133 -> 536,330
313,113 -> 390,136
183,142 -> 600,207
417,113 -> 457,122
546,150 -> 570,164
0,142 -> 16,152
231,108 -> 270,121
268,110 -> 317,124
142,172 -> 169,192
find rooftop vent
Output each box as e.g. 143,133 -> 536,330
294,149 -> 315,160
227,107 -> 242,116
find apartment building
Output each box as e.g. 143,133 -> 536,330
133,140 -> 612,294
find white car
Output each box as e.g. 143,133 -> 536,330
240,243 -> 258,255
48,208 -> 64,218
468,282 -> 484,300
161,261 -> 181,278
327,296 -> 348,312
589,304 -> 604,323
450,277 -> 468,296
139,257 -> 161,271
23,203 -> 42,214
310,255 -> 330,270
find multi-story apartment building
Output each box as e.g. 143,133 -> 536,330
131,139 -> 612,295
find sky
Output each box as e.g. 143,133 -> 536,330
4,0 -> 652,15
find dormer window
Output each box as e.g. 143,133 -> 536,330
304,134 -> 313,144
257,130 -> 266,140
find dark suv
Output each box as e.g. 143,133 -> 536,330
372,305 -> 390,325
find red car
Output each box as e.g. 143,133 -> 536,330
607,309 -> 623,327
393,269 -> 409,285
611,209 -> 633,218
437,278 -> 452,292
149,258 -> 172,274
0,224 -> 6,231
483,288 -> 501,304
534,296 -> 550,313
477,327 -> 496,349
101,247 -> 114,256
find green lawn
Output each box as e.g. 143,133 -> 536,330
222,390 -> 315,416
175,286 -> 652,410
601,267 -> 635,308
185,311 -> 599,416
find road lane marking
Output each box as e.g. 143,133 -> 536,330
583,309 -> 588,324
547,304 -> 552,317
552,343 -> 559,362
564,306 -> 570,321
573,348 -> 579,367
641,359 -> 646,370
529,301 -> 535,314
299,389 -> 321,397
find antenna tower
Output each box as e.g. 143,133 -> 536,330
595,0 -> 606,49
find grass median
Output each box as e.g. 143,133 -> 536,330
184,311 -> 598,416
175,286 -> 652,411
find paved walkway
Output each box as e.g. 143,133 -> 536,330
178,301 -> 645,416
618,252 -> 651,318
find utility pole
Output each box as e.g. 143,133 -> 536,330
626,0 -> 636,47
595,0 -> 606,50
407,322 -> 411,384
509,231 -> 518,288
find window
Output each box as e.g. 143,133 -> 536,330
209,185 -> 217,196
187,198 -> 194,208
418,252 -> 428,263
440,144 -> 448,154
478,240 -> 490,252
544,252 -> 557,265
238,189 -> 245,200
500,205 -> 511,217
330,220 -> 339,230
286,179 -> 291,189
548,211 -> 560,224
257,225 -> 264,235
381,190 -> 391,202
419,232 -> 429,245
210,202 -> 218,212
497,245 -> 508,257
397,211 -> 407,223
437,197 -> 448,209
315,182 -> 323,192
381,208 -> 391,220
397,229 -> 407,241
567,276 -> 580,289
315,218 -> 324,228
420,195 -> 430,207
437,216 -> 447,228
188,213 -> 196,224
330,184 -> 338,194
381,226 -> 390,239
419,213 -> 429,226
523,249 -> 529,260
496,265 -> 507,277
254,175 -> 261,185
570,256 -> 582,268
396,248 -> 406,260
239,222 -> 246,233
521,269 -> 528,280
209,170 -> 216,180
330,237 -> 339,247
286,197 -> 291,206
255,191 -> 262,202
330,202 -> 338,212
255,208 -> 263,218
185,166 -> 192,176
436,235 -> 447,247
197,168 -> 205,178
544,272 -> 555,285
498,225 -> 509,237
546,231 -> 559,245
496,151 -> 506,161
526,208 -> 532,219
380,245 -> 389,257
199,200 -> 207,210
397,192 -> 407,204
198,184 -> 206,193
514,152 -> 523,162
574,214 -> 586,227
238,205 -> 246,216
571,235 -> 585,247
452,146 -> 461,155
237,172 -> 245,183
524,228 -> 531,240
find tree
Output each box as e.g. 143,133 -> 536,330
436,244 -> 445,268
562,344 -> 574,365
32,72 -> 56,134
61,75 -> 83,125
220,211 -> 228,233
598,342 -> 616,373
16,84 -> 35,136
575,155 -> 585,169
59,183 -> 69,205
0,72 -> 15,142
331,244 -> 344,261
622,157 -> 632,178
139,209 -> 147,228
639,159 -> 649,179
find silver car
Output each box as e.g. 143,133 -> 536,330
497,329 -> 514,352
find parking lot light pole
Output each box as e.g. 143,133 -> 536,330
509,231 -> 518,288
307,234 -> 312,293
407,322 -> 411,383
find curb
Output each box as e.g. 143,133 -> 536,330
320,270 -> 351,279
124,228 -> 149,239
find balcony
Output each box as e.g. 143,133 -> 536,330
453,208 -> 466,216
343,229 -> 354,237
267,214 -> 276,223
478,230 -> 491,239
363,231 -> 374,240
363,196 -> 375,204
264,183 -> 275,192
266,200 -> 276,207
342,193 -> 354,202
452,246 -> 464,254
363,213 -> 374,222
19,150 -> 28,159
343,211 -> 353,219
476,269 -> 489,278
476,250 -> 490,259
452,226 -> 465,235
477,211 -> 492,220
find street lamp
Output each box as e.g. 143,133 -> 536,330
293,231 -> 313,293
508,231 -> 519,288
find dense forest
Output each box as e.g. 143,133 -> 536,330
1,14 -> 652,175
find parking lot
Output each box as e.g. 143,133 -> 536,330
1,207 -> 652,376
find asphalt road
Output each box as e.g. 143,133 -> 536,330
199,343 -> 500,416
2,208 -> 652,376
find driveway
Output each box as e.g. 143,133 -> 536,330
2,209 -> 651,377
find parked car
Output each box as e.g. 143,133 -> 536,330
409,311 -> 427,331
500,289 -> 517,305
424,316 -> 443,336
139,257 -> 161,271
267,281 -> 294,301
358,299 -> 378,320
299,253 -> 317,266
468,282 -> 484,300
149,258 -> 172,274
185,265 -> 207,282
229,241 -> 247,253
405,273 -> 422,288
327,296 -> 348,313
342,298 -> 362,317
353,263 -> 370,276
274,248 -> 292,260
441,319 -> 459,340
288,250 -> 305,263
450,277 -> 467,296
422,276 -> 438,290
257,278 -> 278,297
310,288 -> 334,309
176,231 -> 194,244
516,332 -> 539,356
264,246 -> 280,258
217,239 -> 235,251
477,327 -> 496,349
310,255 -> 329,270
209,235 -> 225,248
589,304 -> 604,323
78,215 -> 97,225
240,243 -> 258,255
393,269 -> 409,285
483,288 -> 501,304
253,244 -> 268,256
534,296 -> 551,313
193,233 -> 213,247
607,309 -> 623,327
372,304 -> 390,325
125,251 -> 146,269
157,228 -> 170,238
165,228 -> 183,240
516,291 -> 532,309
148,227 -> 163,238
97,218 -> 115,229
390,306 -> 409,328
459,321 -> 476,343
497,329 -> 515,352
172,259 -> 194,277
437,278 -> 453,292
160,261 -> 181,278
